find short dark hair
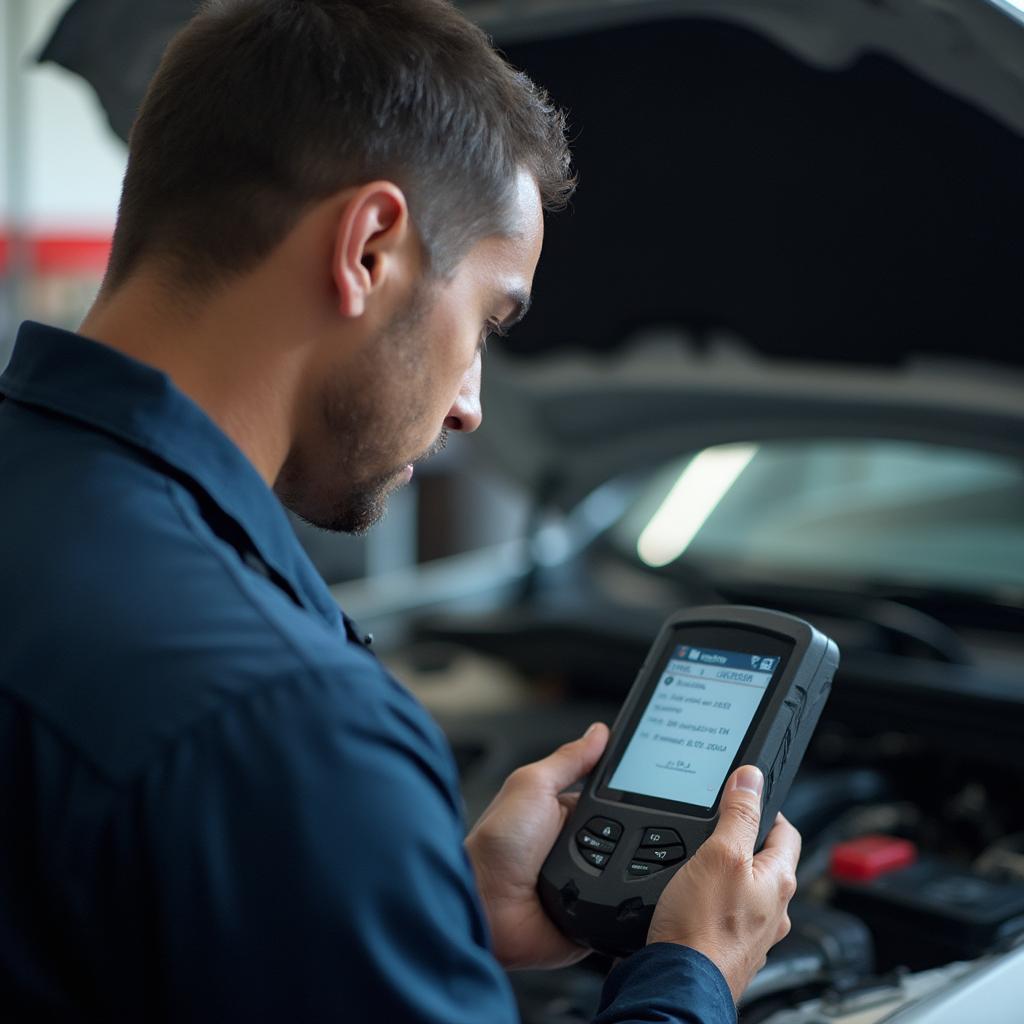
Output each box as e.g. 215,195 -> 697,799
105,0 -> 574,293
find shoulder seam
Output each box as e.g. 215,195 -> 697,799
0,689 -> 128,789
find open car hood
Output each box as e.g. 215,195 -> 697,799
458,0 -> 1024,506
41,0 -> 1024,507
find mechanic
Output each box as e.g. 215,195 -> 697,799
0,1 -> 800,1021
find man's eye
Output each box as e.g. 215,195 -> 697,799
479,319 -> 508,352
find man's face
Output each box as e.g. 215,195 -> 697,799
277,171 -> 544,533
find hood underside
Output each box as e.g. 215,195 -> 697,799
471,2 -> 1024,369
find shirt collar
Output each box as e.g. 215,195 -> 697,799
0,320 -> 343,631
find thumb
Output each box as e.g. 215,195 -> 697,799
533,722 -> 609,794
714,765 -> 764,853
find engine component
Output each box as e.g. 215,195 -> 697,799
830,834 -> 918,882
833,857 -> 1024,971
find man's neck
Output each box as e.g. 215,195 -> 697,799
79,273 -> 303,488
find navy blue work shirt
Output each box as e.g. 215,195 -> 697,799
0,321 -> 735,1023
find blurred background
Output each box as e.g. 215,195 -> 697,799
4,1 -> 1024,1020
1,0 -> 122,349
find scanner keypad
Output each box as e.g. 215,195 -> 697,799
578,817 -> 623,870
628,827 -> 687,876
576,819 -> 689,875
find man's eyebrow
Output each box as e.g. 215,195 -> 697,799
498,289 -> 532,332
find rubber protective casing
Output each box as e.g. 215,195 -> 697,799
538,605 -> 839,956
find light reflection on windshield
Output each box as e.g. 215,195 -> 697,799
623,440 -> 1024,593
637,444 -> 758,567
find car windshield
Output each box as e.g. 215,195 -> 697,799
614,439 -> 1024,597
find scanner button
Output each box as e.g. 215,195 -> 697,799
628,861 -> 665,876
641,828 -> 682,848
577,830 -> 616,854
581,849 -> 610,869
585,817 -> 622,842
633,844 -> 685,865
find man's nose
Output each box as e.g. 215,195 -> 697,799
443,361 -> 482,433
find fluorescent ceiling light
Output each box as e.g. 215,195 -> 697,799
637,443 -> 759,567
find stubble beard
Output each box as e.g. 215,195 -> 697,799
278,282 -> 444,535
320,424 -> 449,536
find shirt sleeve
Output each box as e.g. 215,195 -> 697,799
594,943 -> 736,1024
135,654 -> 519,1024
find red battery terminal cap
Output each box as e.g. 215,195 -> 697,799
830,834 -> 918,882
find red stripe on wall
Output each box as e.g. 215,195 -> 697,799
0,233 -> 112,276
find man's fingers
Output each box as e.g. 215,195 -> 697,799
712,765 -> 764,854
521,722 -> 609,794
757,813 -> 802,873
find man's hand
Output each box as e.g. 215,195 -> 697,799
465,722 -> 609,970
647,765 -> 801,1003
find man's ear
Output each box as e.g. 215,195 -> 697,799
331,182 -> 411,319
